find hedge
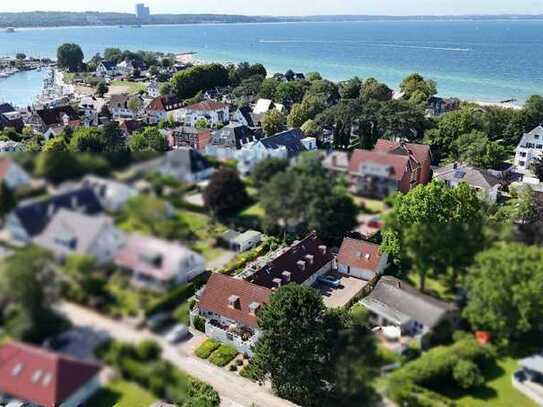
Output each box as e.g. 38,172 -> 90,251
195,338 -> 221,359
208,344 -> 238,367
145,273 -> 209,317
218,238 -> 276,275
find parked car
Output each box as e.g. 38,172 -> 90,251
317,275 -> 341,287
146,313 -> 174,332
165,324 -> 189,343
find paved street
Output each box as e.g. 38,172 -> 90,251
57,302 -> 297,407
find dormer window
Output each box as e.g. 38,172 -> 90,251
305,254 -> 314,264
11,363 -> 23,376
54,233 -> 77,249
272,278 -> 282,288
228,295 -> 240,309
32,369 -> 43,383
297,260 -> 306,271
282,271 -> 291,283
249,302 -> 261,315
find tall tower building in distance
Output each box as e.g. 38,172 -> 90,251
135,3 -> 151,19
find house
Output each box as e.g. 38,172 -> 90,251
107,93 -> 134,119
147,80 -> 160,98
218,230 -> 262,252
0,140 -> 23,152
27,105 -> 80,133
373,139 -> 432,185
115,234 -> 205,292
206,124 -> 261,160
245,232 -> 334,289
194,273 -> 271,355
162,126 -> 212,151
119,118 -> 145,136
157,147 -> 214,183
434,163 -> 503,203
336,237 -> 388,281
322,151 -> 350,175
514,352 -> 543,405
117,59 -> 145,77
145,95 -> 184,124
79,96 -> 107,127
0,341 -> 102,407
179,101 -> 230,128
80,175 -> 138,212
360,276 -> 456,346
0,103 -> 24,132
426,96 -> 460,117
231,106 -> 255,127
253,98 -> 284,115
236,129 -> 317,175
6,187 -> 103,242
43,126 -> 67,141
96,60 -> 118,78
514,126 -> 543,173
0,157 -> 31,190
33,209 -> 125,265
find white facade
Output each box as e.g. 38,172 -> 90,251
180,106 -> 230,128
337,253 -> 388,281
514,126 -> 543,173
82,176 -> 138,212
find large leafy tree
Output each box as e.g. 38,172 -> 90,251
171,63 -> 229,99
57,43 -> 84,72
251,158 -> 289,189
452,130 -> 508,169
382,181 -> 486,292
203,168 -> 249,217
261,110 -> 286,136
129,127 -> 168,152
400,72 -> 437,104
463,243 -> 543,343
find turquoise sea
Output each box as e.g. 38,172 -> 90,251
1,20 -> 543,106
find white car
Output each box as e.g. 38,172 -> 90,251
165,324 -> 189,343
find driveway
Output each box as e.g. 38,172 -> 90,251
57,302 -> 297,407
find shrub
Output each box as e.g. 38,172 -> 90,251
453,360 -> 484,389
193,315 -> 206,333
137,340 -> 162,361
229,364 -> 238,371
187,378 -> 221,406
236,359 -> 243,366
209,344 -> 238,367
239,363 -> 258,381
195,339 -> 221,359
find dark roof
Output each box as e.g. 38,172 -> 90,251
246,233 -> 334,289
199,273 -> 271,329
0,341 -> 102,407
12,187 -> 103,238
100,60 -> 117,71
162,147 -> 212,174
0,114 -> 24,132
36,106 -> 79,126
0,103 -> 16,114
259,129 -> 307,159
147,95 -> 183,112
210,124 -> 259,149
238,106 -> 254,127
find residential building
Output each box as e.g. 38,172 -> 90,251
79,96 -> 107,127
514,125 -> 543,173
0,140 -> 23,152
360,276 -> 456,346
179,101 -> 230,128
206,123 -> 261,160
135,3 -> 151,19
6,187 -> 103,242
157,147 -> 214,183
0,341 -> 102,407
162,126 -> 212,151
147,80 -> 160,98
231,106 -> 254,127
373,139 -> 432,184
27,105 -> 80,133
235,129 -> 317,175
116,60 -> 146,77
514,352 -> 543,405
0,157 -> 31,190
119,118 -> 145,136
115,233 -> 205,292
108,93 -> 134,119
0,103 -> 24,132
146,95 -> 184,124
434,163 -> 503,203
218,230 -> 262,252
426,96 -> 460,117
80,175 -> 139,212
322,151 -> 350,175
95,60 -> 118,78
194,273 -> 271,355
253,98 -> 285,115
245,232 -> 334,289
33,209 -> 125,265
336,237 -> 388,281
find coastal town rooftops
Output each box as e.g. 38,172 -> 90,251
36,105 -> 79,126
0,341 -> 102,407
147,95 -> 183,112
348,149 -> 411,181
184,101 -> 229,111
374,139 -> 432,164
337,237 -> 383,272
253,98 -> 284,115
99,60 -> 117,71
210,123 -> 259,149
361,276 -> 454,329
246,232 -> 334,289
259,129 -> 307,158
434,163 -> 502,189
199,273 -> 271,328
0,103 -> 16,114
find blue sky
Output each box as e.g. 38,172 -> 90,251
4,0 -> 543,15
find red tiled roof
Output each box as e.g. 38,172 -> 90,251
0,341 -> 101,407
184,101 -> 229,111
337,237 -> 382,272
199,273 -> 271,328
348,149 -> 411,181
0,157 -> 13,180
374,139 -> 431,165
147,96 -> 183,112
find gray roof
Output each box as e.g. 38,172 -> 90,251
361,276 -> 454,329
161,147 -> 212,175
33,209 -> 113,258
259,129 -> 307,159
434,164 -> 502,190
210,124 -> 259,149
520,353 -> 543,374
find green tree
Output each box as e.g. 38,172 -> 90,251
382,181 -> 485,292
258,78 -> 280,99
251,158 -> 289,189
338,77 -> 362,99
274,80 -> 308,106
171,63 -> 229,99
0,181 -> 16,222
361,77 -> 392,101
57,43 -> 84,72
453,130 -> 508,169
463,243 -> 543,343
261,110 -> 286,136
96,81 -> 109,97
453,360 -> 484,389
203,168 -> 249,217
68,127 -> 108,153
287,95 -> 326,129
300,119 -> 320,137
400,72 -> 437,103
129,127 -> 168,152
159,82 -> 173,96
524,95 -> 543,130
194,118 -> 208,129
34,151 -> 80,183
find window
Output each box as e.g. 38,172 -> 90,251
521,152 -> 527,158
520,161 -> 526,167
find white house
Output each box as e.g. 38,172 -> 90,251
107,93 -> 134,119
147,80 -> 160,98
145,95 -> 184,124
180,101 -> 230,128
219,230 -> 262,252
80,175 -> 138,212
235,129 -> 317,175
0,157 -> 31,190
336,237 -> 388,281
253,98 -> 284,115
514,125 -> 543,173
96,60 -> 118,78
33,209 -> 125,265
79,96 -> 107,127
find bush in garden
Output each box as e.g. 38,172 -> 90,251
208,344 -> 238,367
193,315 -> 206,333
195,339 -> 221,359
453,360 -> 484,389
187,378 -> 221,406
137,339 -> 162,361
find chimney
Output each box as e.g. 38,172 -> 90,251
297,260 -> 306,271
318,245 -> 327,255
71,196 -> 78,209
47,204 -> 55,217
228,295 -> 240,309
273,278 -> 282,289
305,254 -> 314,264
282,271 -> 291,283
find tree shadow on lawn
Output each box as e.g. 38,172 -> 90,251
88,388 -> 122,406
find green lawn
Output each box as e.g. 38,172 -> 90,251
110,80 -> 146,94
223,202 -> 266,230
208,344 -> 238,367
195,338 -> 221,359
407,273 -> 455,302
455,358 -> 537,407
353,196 -> 386,214
87,380 -> 156,407
177,210 -> 230,261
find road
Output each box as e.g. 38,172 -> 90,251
58,302 -> 297,407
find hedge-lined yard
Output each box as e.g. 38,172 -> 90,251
195,338 -> 221,359
208,344 -> 238,367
